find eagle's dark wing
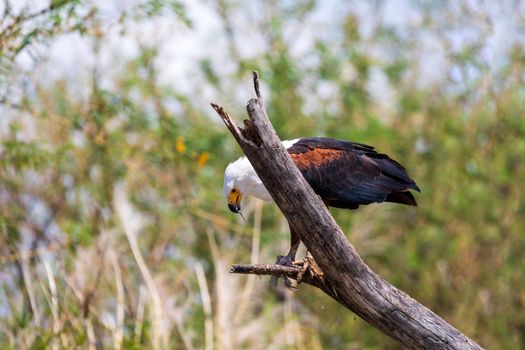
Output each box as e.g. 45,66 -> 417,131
288,137 -> 420,209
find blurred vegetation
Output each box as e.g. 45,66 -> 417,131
1,1 -> 525,349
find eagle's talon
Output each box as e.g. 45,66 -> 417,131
275,254 -> 293,267
283,277 -> 296,289
270,255 -> 296,288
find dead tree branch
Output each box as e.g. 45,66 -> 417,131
212,71 -> 484,350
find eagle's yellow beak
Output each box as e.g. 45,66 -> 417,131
227,188 -> 243,213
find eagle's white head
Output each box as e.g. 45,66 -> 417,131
223,139 -> 299,213
223,156 -> 272,213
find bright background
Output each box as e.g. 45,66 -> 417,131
1,1 -> 524,349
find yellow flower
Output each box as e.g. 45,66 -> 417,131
175,137 -> 186,154
197,152 -> 209,167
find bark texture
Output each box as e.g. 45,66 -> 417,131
212,72 -> 484,350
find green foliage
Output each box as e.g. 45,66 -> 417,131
1,1 -> 524,349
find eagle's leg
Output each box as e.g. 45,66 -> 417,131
275,225 -> 300,267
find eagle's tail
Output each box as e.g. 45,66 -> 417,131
385,191 -> 417,206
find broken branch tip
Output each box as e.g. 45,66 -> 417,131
252,71 -> 262,99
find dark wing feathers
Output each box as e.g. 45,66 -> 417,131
288,137 -> 419,209
366,152 -> 420,192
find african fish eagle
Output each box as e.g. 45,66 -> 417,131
223,137 -> 420,266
